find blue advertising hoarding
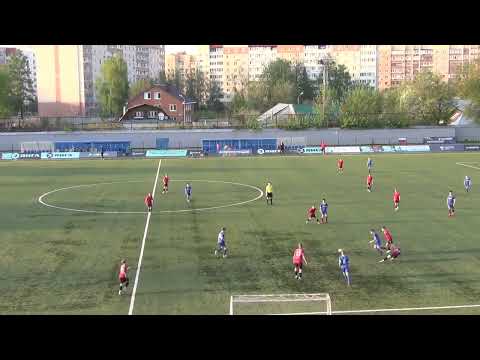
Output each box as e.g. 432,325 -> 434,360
146,150 -> 188,157
1,152 -> 41,160
429,144 -> 465,152
41,152 -> 80,160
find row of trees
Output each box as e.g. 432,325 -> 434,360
28,53 -> 480,127
0,51 -> 37,119
225,57 -> 467,129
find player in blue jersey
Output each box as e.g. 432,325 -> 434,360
447,190 -> 456,217
185,183 -> 192,203
367,157 -> 373,173
320,199 -> 328,224
214,227 -> 228,258
369,229 -> 383,254
464,176 -> 472,192
338,249 -> 351,286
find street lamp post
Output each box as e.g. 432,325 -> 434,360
297,91 -> 304,105
179,94 -> 186,126
320,59 -> 329,127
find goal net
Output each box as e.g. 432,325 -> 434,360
229,293 -> 332,315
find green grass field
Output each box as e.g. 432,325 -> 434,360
1,153 -> 480,315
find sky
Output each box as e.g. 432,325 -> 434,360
165,45 -> 197,54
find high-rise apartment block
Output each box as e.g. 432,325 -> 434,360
377,45 -> 480,90
165,52 -> 197,85
33,45 -> 165,116
248,45 -> 278,81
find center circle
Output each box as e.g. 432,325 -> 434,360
38,179 -> 264,214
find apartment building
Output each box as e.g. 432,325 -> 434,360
248,45 -> 278,81
377,45 -> 480,90
82,45 -> 165,114
277,45 -> 305,65
209,45 -> 224,94
304,45 -> 328,80
223,45 -> 249,101
33,45 -> 165,116
165,52 -> 197,87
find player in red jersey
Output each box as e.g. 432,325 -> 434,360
381,226 -> 393,250
367,173 -> 373,192
162,174 -> 169,194
306,205 -> 320,224
118,259 -> 129,295
393,188 -> 400,212
292,243 -> 308,280
379,244 -> 401,262
320,141 -> 327,155
145,192 -> 154,212
337,158 -> 344,173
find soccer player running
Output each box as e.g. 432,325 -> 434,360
447,190 -> 456,217
369,229 -> 383,254
215,227 -> 228,258
393,188 -> 401,212
118,259 -> 129,295
338,249 -> 351,286
367,157 -> 373,173
306,205 -> 320,224
185,183 -> 192,203
337,158 -> 344,173
320,198 -> 328,223
367,173 -> 373,192
266,182 -> 273,205
292,243 -> 308,280
464,176 -> 472,192
379,244 -> 401,263
162,174 -> 169,194
144,192 -> 154,212
381,226 -> 393,250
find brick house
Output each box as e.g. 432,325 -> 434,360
119,84 -> 196,123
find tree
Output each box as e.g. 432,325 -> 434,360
129,78 -> 153,99
456,59 -> 480,123
317,60 -> 353,103
380,87 -> 410,128
297,67 -> 315,103
270,80 -> 296,105
206,81 -> 224,112
6,51 -> 35,119
403,70 -> 456,125
0,65 -> 12,117
95,55 -> 129,117
340,86 -> 383,128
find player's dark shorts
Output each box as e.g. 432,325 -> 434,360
119,276 -> 128,284
294,262 -> 303,269
309,213 -> 316,218
267,192 -> 273,199
448,205 -> 454,210
341,266 -> 349,273
392,250 -> 400,258
321,210 -> 328,216
217,241 -> 226,249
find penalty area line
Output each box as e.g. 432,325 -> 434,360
456,162 -> 480,171
264,303 -> 480,315
128,159 -> 162,315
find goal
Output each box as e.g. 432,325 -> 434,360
229,293 -> 332,315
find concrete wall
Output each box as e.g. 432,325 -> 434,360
0,127 -> 466,152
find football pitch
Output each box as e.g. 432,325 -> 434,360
1,152 -> 480,315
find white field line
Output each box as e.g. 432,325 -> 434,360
128,159 -> 162,315
263,303 -> 480,315
456,162 -> 480,171
38,179 -> 263,214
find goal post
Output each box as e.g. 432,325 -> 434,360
229,293 -> 332,315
